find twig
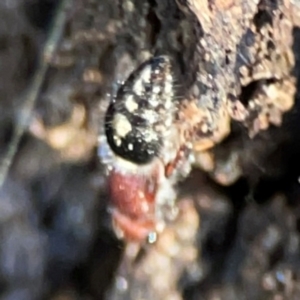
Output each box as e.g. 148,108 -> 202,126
0,0 -> 73,188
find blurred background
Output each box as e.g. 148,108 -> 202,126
1,0 -> 300,299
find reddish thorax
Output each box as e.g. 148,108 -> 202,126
107,145 -> 189,243
108,167 -> 159,241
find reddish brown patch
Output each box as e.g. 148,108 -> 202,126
165,148 -> 186,178
112,210 -> 156,241
109,170 -> 157,218
108,168 -> 159,241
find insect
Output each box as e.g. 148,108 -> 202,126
99,56 -> 195,242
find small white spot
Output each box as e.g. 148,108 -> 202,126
201,123 -> 208,133
133,65 -> 151,95
148,232 -> 157,244
166,74 -> 172,82
164,81 -> 173,95
113,135 -> 122,146
124,0 -> 134,12
153,85 -> 161,94
164,117 -> 172,127
140,65 -> 151,80
133,79 -> 144,96
125,95 -> 139,112
142,109 -> 157,123
148,96 -> 160,107
115,276 -> 128,293
113,113 -> 132,138
165,101 -> 172,110
143,130 -> 158,142
128,143 -> 133,150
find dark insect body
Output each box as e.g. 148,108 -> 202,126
100,55 -> 190,242
105,56 -> 174,165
